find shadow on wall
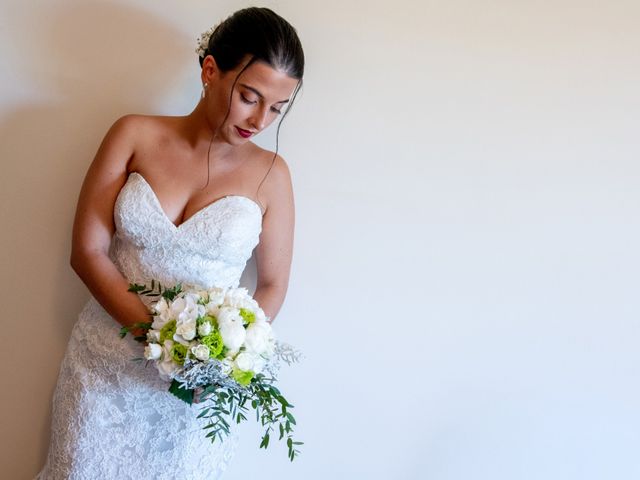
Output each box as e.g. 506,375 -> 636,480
0,1 -> 192,477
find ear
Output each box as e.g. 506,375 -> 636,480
200,54 -> 221,85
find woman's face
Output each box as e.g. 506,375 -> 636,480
202,56 -> 299,145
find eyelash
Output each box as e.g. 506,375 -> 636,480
240,94 -> 282,115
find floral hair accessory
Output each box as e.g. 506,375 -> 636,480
195,25 -> 218,58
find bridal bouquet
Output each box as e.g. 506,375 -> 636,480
120,281 -> 303,461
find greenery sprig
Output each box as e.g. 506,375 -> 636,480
128,280 -> 183,301
196,375 -> 303,461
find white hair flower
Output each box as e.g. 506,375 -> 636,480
195,25 -> 218,58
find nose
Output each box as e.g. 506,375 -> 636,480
249,105 -> 269,131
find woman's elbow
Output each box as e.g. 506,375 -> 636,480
69,247 -> 102,276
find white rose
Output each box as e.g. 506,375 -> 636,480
147,330 -> 161,343
244,321 -> 273,354
198,321 -> 212,337
151,299 -> 172,330
217,306 -> 242,328
153,297 -> 168,313
169,297 -> 187,317
195,289 -> 209,300
144,343 -> 163,360
174,318 -> 197,344
219,322 -> 246,351
234,352 -> 256,372
175,294 -> 205,323
205,303 -> 220,317
255,307 -> 267,323
207,287 -> 226,306
185,292 -> 201,304
224,287 -> 251,308
156,340 -> 178,380
151,315 -> 168,331
191,344 -> 210,361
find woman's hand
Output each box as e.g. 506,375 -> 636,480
193,387 -> 204,404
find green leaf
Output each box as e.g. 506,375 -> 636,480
128,283 -> 146,293
202,385 -> 217,396
162,283 -> 183,301
119,326 -> 128,338
197,408 -> 211,419
270,385 -> 282,395
168,380 -> 194,405
286,412 -> 296,425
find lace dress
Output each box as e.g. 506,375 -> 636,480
36,172 -> 263,480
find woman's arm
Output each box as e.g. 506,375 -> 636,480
70,115 -> 151,337
253,155 -> 295,323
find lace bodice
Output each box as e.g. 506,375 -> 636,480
111,172 -> 263,290
36,171 -> 263,480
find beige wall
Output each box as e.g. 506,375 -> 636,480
2,1 -> 639,479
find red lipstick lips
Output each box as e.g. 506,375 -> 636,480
235,126 -> 253,138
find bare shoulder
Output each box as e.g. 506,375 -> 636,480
108,114 -> 174,145
108,114 -> 181,170
248,143 -> 293,185
85,114 -> 177,183
249,143 -> 294,213
99,114 -> 151,158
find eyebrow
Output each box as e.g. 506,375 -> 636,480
239,83 -> 290,104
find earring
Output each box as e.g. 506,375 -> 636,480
201,83 -> 208,99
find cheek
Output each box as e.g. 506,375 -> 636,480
224,100 -> 251,121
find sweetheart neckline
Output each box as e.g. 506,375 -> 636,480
129,172 -> 263,230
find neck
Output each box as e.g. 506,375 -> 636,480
183,100 -> 236,160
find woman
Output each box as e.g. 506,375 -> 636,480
36,7 -> 304,479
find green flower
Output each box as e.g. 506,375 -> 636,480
239,308 -> 255,325
200,329 -> 225,359
159,320 -> 176,343
232,368 -> 254,386
170,343 -> 188,365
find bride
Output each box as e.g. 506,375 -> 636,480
36,7 -> 304,480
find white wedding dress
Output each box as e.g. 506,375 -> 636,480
36,172 -> 263,480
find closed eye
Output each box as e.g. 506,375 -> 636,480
240,93 -> 282,115
240,93 -> 257,105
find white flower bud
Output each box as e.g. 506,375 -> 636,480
144,343 -> 162,360
191,344 -> 210,361
234,352 -> 256,372
198,321 -> 212,337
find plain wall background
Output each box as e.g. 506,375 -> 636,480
1,0 -> 639,479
